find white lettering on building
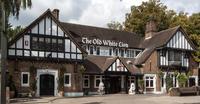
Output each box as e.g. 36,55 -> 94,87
82,37 -> 129,48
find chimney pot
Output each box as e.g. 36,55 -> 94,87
52,9 -> 59,20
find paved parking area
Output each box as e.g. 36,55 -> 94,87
11,94 -> 200,104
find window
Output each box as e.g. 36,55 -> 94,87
135,50 -> 141,57
131,50 -> 134,57
96,47 -> 100,55
45,38 -> 51,50
145,76 -> 154,88
31,36 -> 65,52
32,37 -> 38,50
115,48 -> 118,56
128,76 -> 135,88
184,52 -> 189,58
120,49 -> 124,57
38,37 -> 45,50
109,48 -> 112,56
94,75 -> 102,88
169,51 -> 181,61
89,46 -> 94,54
160,50 -> 166,56
58,39 -> 64,51
21,72 -> 30,87
83,75 -> 90,88
52,38 -> 57,51
64,73 -> 71,87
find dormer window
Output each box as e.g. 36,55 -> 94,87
96,47 -> 100,55
89,46 -> 94,55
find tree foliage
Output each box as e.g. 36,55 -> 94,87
107,21 -> 123,31
124,0 -> 175,36
7,25 -> 23,41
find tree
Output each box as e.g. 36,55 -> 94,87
124,0 -> 175,36
107,21 -> 123,31
7,25 -> 23,41
169,12 -> 190,32
0,0 -> 32,103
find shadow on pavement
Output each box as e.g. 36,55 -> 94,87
83,102 -> 103,104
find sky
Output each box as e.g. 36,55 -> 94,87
9,0 -> 200,28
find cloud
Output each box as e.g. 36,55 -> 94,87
9,0 -> 200,28
9,0 -> 147,28
161,0 -> 200,15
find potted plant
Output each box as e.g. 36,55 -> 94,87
177,73 -> 188,87
138,79 -> 144,94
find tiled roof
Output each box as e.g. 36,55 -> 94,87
60,22 -> 143,49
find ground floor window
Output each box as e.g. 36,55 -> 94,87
64,73 -> 71,87
83,75 -> 90,88
21,72 -> 30,87
145,76 -> 154,88
128,76 -> 135,88
168,73 -> 177,87
94,75 -> 105,88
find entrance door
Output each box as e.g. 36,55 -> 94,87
40,74 -> 55,96
109,76 -> 121,94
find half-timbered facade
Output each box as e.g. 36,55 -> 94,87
7,9 -> 199,97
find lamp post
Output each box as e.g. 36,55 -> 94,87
0,1 -> 7,104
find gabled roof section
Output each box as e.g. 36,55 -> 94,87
140,26 -> 180,48
8,9 -> 87,54
83,55 -> 141,75
135,26 -> 196,65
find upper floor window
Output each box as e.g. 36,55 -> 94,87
31,36 -> 65,52
160,50 -> 166,57
120,49 -> 124,57
135,50 -> 141,57
114,48 -> 118,56
89,46 -> 94,55
109,48 -> 112,56
169,51 -> 181,61
58,39 -> 64,51
96,47 -> 100,55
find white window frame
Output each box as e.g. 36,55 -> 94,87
128,76 -> 135,88
94,75 -> 102,88
145,76 -> 154,88
21,72 -> 30,87
64,73 -> 71,87
83,75 -> 90,88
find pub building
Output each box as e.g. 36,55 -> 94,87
7,9 -> 199,97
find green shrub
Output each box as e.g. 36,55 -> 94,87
177,73 -> 188,87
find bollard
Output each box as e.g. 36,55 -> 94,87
6,87 -> 10,104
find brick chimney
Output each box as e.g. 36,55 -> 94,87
52,9 -> 59,20
145,20 -> 157,39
